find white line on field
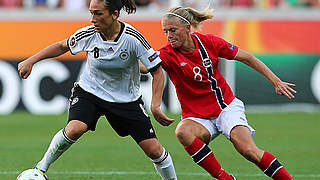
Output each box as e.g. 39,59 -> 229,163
2,171 -> 320,178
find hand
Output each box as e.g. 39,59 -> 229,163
18,59 -> 34,79
151,106 -> 175,126
274,80 -> 297,99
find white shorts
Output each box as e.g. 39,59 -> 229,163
183,98 -> 255,141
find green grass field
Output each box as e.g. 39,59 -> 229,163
1,111 -> 319,180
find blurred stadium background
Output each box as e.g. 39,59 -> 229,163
0,0 -> 320,179
0,0 -> 320,114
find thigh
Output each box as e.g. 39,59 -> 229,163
68,84 -> 102,131
217,98 -> 255,140
230,125 -> 263,163
104,97 -> 157,143
230,125 -> 257,148
182,117 -> 219,143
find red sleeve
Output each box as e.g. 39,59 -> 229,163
212,36 -> 239,60
159,49 -> 169,71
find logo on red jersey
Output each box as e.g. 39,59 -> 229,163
148,52 -> 159,62
202,58 -> 212,68
229,43 -> 235,51
180,62 -> 187,66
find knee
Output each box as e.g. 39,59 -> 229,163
145,144 -> 163,159
65,120 -> 88,140
237,146 -> 261,163
175,125 -> 194,146
139,139 -> 163,159
175,127 -> 186,141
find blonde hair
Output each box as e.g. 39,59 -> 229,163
163,6 -> 214,30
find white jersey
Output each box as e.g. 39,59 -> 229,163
67,22 -> 161,103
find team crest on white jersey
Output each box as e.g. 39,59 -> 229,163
119,50 -> 129,60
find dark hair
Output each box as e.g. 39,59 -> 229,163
101,0 -> 136,15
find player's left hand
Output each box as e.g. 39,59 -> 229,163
151,107 -> 175,126
274,80 -> 297,99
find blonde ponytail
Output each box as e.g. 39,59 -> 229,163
164,6 -> 214,30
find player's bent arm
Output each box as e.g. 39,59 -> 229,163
18,39 -> 69,79
234,49 -> 282,87
139,61 -> 149,74
27,39 -> 69,65
234,49 -> 296,99
149,65 -> 175,126
150,65 -> 165,113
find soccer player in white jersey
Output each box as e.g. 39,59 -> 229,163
17,0 -> 177,179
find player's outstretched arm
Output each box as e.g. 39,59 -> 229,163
150,66 -> 175,126
234,49 -> 297,99
18,39 -> 69,79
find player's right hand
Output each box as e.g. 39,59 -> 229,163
18,60 -> 33,79
151,107 -> 175,126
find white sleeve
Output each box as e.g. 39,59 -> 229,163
139,48 -> 162,71
67,26 -> 95,55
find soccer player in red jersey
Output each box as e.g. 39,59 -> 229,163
145,6 -> 296,180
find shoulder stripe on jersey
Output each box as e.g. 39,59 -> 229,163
75,27 -> 95,38
76,28 -> 94,37
125,27 -> 151,50
126,27 -> 151,49
76,29 -> 95,40
76,31 -> 95,41
125,31 -> 151,50
75,28 -> 95,41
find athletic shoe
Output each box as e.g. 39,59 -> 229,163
34,164 -> 49,180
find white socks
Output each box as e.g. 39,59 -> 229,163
152,148 -> 178,180
36,128 -> 75,172
36,130 -> 177,180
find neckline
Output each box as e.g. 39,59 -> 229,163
178,34 -> 199,55
99,21 -> 125,42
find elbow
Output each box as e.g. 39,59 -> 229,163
150,64 -> 163,76
236,53 -> 255,65
140,68 -> 149,74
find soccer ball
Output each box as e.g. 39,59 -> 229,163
16,169 -> 47,180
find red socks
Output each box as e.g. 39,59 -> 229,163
184,137 -> 233,180
185,138 -> 292,180
258,151 -> 292,180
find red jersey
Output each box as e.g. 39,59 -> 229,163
159,32 -> 239,119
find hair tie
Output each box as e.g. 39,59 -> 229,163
166,12 -> 190,25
